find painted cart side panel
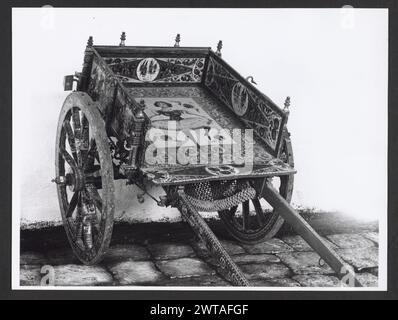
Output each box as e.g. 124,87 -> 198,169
86,51 -> 147,167
204,52 -> 287,157
104,57 -> 206,84
87,54 -> 118,118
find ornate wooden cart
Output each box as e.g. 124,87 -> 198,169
54,33 -> 361,286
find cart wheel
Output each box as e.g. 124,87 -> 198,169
55,92 -> 115,265
218,129 -> 294,244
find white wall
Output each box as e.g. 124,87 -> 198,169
12,8 -> 388,227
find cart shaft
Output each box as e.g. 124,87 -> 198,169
262,181 -> 362,287
177,187 -> 250,286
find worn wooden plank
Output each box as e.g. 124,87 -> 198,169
94,46 -> 211,58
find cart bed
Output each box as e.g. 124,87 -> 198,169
127,85 -> 295,185
86,45 -> 296,185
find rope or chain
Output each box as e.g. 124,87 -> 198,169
185,185 -> 256,212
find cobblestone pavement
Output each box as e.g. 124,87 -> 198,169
20,227 -> 379,287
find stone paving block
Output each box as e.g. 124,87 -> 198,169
45,248 -> 80,265
156,275 -> 230,287
336,247 -> 378,271
156,258 -> 215,278
20,265 -> 41,286
360,232 -> 379,245
190,239 -> 245,258
232,254 -> 281,265
148,243 -> 196,260
276,252 -> 334,275
219,240 -> 246,255
281,235 -> 337,252
204,257 -> 222,268
242,239 -> 294,254
205,253 -> 280,269
250,278 -> 301,287
52,265 -> 113,286
326,234 -> 375,249
109,261 -> 164,285
292,274 -> 342,287
190,240 -> 211,258
102,244 -> 151,263
20,252 -> 47,266
240,263 -> 291,280
356,273 -> 378,287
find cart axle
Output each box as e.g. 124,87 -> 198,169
52,169 -> 86,191
52,176 -> 67,185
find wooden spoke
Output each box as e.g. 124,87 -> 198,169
91,216 -> 101,235
252,198 -> 266,226
78,190 -> 94,250
81,115 -> 90,161
84,139 -> 97,171
63,120 -> 77,161
81,115 -> 89,147
76,221 -> 83,237
86,165 -> 101,174
59,145 -> 77,169
72,107 -> 82,138
74,193 -> 83,241
83,223 -> 94,250
66,191 -> 79,218
242,201 -> 250,231
85,184 -> 103,212
72,107 -> 83,166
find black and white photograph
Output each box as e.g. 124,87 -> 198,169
11,7 -> 388,291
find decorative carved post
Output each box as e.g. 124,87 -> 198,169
174,34 -> 181,47
284,96 -> 291,117
215,40 -> 223,57
119,32 -> 126,46
87,35 -> 93,47
77,36 -> 94,91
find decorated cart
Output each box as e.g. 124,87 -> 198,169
53,33 -> 361,286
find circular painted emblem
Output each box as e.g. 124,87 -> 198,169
136,58 -> 160,82
231,83 -> 249,116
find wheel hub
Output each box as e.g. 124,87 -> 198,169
67,167 -> 85,192
53,168 -> 85,191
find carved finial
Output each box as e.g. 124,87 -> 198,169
215,40 -> 223,57
284,96 -> 291,113
87,36 -> 93,47
119,32 -> 126,46
174,34 -> 181,47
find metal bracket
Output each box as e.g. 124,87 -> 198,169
246,76 -> 257,85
